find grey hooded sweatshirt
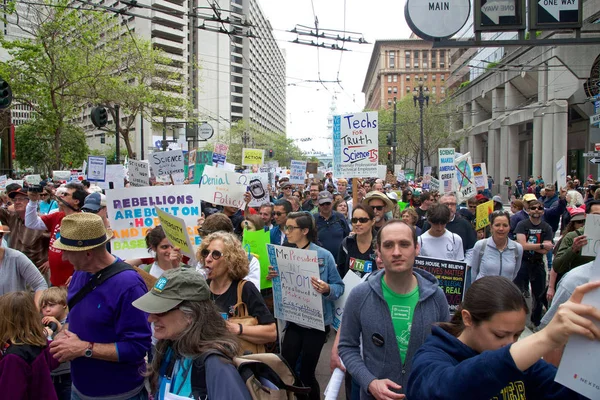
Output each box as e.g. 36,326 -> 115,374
338,268 -> 450,399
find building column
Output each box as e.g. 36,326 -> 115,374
499,124 -> 510,180
532,111 -> 543,178
541,106 -> 554,182
468,133 -> 475,158
488,129 -> 499,181
507,125 -> 519,180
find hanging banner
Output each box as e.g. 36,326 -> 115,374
242,229 -> 272,290
106,185 -> 202,260
454,152 -> 476,202
267,244 -> 325,331
473,162 -> 488,191
333,111 -> 379,178
289,160 -> 307,184
242,148 -> 265,166
414,256 -> 466,313
476,200 -> 494,231
438,148 -> 455,181
128,159 -> 150,187
155,207 -> 197,266
198,165 -> 247,209
245,172 -> 269,207
86,156 -> 107,182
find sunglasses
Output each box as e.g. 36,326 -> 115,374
320,202 -> 332,206
274,211 -> 287,217
200,249 -> 222,260
370,205 -> 385,211
529,207 -> 543,211
351,217 -> 371,224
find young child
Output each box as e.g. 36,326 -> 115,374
0,291 -> 59,399
40,287 -> 71,400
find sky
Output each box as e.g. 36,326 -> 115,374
259,0 -> 414,155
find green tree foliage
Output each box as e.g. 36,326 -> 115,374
15,119 -> 88,172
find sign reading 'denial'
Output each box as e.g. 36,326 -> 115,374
405,0 -> 470,40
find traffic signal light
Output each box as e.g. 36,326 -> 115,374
387,151 -> 391,161
269,149 -> 274,158
0,78 -> 13,110
387,133 -> 392,146
91,106 -> 108,128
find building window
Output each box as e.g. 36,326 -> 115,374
424,74 -> 428,81
393,87 -> 397,93
413,50 -> 419,68
441,74 -> 445,81
406,86 -> 411,93
441,87 -> 445,94
432,74 -> 436,81
422,51 -> 428,69
388,99 -> 392,106
439,50 -> 445,68
393,75 -> 398,82
389,52 -> 395,68
431,50 -> 437,69
388,87 -> 392,93
406,75 -> 411,81
388,75 -> 392,83
432,86 -> 436,94
405,51 -> 411,69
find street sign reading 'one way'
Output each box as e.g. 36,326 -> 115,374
475,0 -> 526,31
530,0 -> 581,29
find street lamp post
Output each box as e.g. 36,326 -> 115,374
413,79 -> 429,177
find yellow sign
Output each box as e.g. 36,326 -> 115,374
155,206 -> 196,265
242,148 -> 265,166
476,200 -> 494,231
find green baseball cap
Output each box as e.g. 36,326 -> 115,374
132,268 -> 210,314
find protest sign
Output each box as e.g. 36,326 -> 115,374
155,207 -> 197,265
405,169 -> 415,182
555,255 -> 600,399
476,200 -> 494,231
394,164 -> 402,177
128,160 -> 150,187
556,155 -> 567,190
245,172 -> 269,207
398,201 -> 408,211
212,153 -> 226,166
306,162 -> 318,174
106,185 -> 202,260
443,178 -> 454,194
86,156 -> 107,182
454,152 -> 476,202
332,271 -> 362,331
198,165 -> 247,209
267,244 -> 325,331
423,166 -> 432,190
52,171 -> 71,181
213,143 -> 228,166
430,177 -> 440,192
98,165 -> 125,190
581,214 -> 600,257
396,169 -> 405,183
473,162 -> 487,191
242,148 -> 265,166
377,165 -> 387,180
289,160 -> 307,184
333,111 -> 379,178
187,149 -> 197,167
24,174 -> 42,185
242,229 -> 272,290
150,149 -> 185,181
438,148 -> 455,180
0,175 -> 6,190
414,256 -> 466,313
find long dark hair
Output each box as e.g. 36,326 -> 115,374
439,276 -> 528,337
287,211 -> 318,243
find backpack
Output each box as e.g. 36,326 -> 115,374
192,350 -> 311,400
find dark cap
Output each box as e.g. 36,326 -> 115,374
318,190 -> 333,204
281,182 -> 292,189
5,183 -> 22,195
132,268 -> 210,314
8,188 -> 28,199
82,192 -> 102,212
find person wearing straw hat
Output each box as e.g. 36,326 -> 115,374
362,191 -> 395,234
48,213 -> 151,400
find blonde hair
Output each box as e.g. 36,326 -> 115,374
196,231 -> 249,280
39,287 -> 68,309
0,292 -> 47,348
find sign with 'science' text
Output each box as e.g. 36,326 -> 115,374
333,111 -> 379,179
267,244 -> 325,331
150,150 -> 184,179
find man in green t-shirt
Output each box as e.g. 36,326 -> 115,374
339,220 -> 450,399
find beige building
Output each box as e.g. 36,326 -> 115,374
362,35 -> 454,109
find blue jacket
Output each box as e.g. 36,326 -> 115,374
314,211 -> 351,259
270,225 -> 287,246
542,195 -> 567,233
338,268 -> 450,399
308,242 -> 344,326
407,326 -> 585,399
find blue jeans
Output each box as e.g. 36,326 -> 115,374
53,374 -> 72,400
71,388 -> 147,400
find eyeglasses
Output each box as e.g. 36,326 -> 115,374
370,205 -> 385,211
60,192 -> 72,198
200,249 -> 222,260
319,202 -> 332,206
529,207 -> 543,211
283,225 -> 301,232
351,217 -> 371,224
274,211 -> 287,217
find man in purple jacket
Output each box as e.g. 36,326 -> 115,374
49,213 -> 151,399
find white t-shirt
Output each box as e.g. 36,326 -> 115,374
419,230 -> 464,261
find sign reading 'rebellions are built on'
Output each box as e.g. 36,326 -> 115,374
405,0 -> 470,40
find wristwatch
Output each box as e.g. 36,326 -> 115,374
540,243 -> 545,250
84,342 -> 94,358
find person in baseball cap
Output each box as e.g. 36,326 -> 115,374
318,190 -> 334,205
523,193 -> 537,202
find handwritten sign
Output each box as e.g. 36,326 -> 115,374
52,171 -> 71,181
414,256 -> 466,313
106,185 -> 202,260
333,111 -> 379,178
476,200 -> 494,231
98,165 -> 125,190
332,271 -> 362,331
24,174 -> 42,185
150,150 -> 185,179
438,148 -> 455,181
242,229 -> 271,290
128,159 -> 150,187
87,156 -> 107,182
155,207 -> 197,266
198,165 -> 247,209
555,256 -> 600,399
473,162 -> 487,191
430,177 -> 440,192
246,172 -> 269,207
556,155 -> 567,190
267,244 -> 325,331
454,152 -> 476,202
289,160 -> 307,184
582,214 -> 600,257
242,148 -> 265,166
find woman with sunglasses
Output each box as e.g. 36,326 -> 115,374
267,212 -> 344,400
337,205 -> 376,279
469,210 -> 523,282
197,231 -> 276,350
38,187 -> 58,215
